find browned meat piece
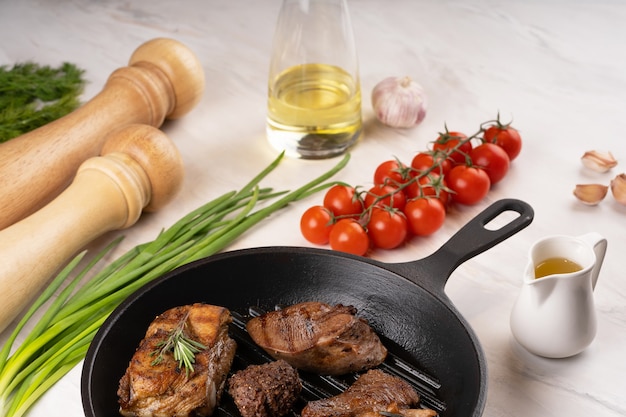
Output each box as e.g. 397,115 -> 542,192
393,410 -> 438,417
118,303 -> 237,417
228,359 -> 302,417
246,302 -> 387,375
360,405 -> 438,417
301,369 -> 423,417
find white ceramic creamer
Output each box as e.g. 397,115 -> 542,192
510,232 -> 607,358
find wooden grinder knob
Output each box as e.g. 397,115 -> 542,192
0,37 -> 204,230
0,124 -> 184,333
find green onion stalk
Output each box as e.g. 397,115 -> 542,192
0,151 -> 349,417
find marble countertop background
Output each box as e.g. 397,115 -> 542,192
1,0 -> 625,416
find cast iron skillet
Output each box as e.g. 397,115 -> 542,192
82,199 -> 533,417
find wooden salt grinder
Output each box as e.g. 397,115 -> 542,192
0,124 -> 184,333
0,37 -> 204,230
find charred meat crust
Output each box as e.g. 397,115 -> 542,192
301,369 -> 421,417
118,303 -> 237,417
228,359 -> 302,417
246,302 -> 388,375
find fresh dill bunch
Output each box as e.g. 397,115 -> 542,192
0,61 -> 86,142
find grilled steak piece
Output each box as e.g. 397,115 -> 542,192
228,359 -> 302,417
301,369 -> 425,417
359,407 -> 438,417
118,303 -> 237,417
246,302 -> 387,375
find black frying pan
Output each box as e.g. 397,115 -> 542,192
82,198 -> 533,417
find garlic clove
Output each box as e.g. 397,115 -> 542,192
581,150 -> 618,173
610,173 -> 626,206
573,183 -> 608,205
371,76 -> 427,128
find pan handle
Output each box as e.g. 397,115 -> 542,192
392,199 -> 534,294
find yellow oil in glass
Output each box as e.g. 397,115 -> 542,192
267,63 -> 362,159
534,257 -> 583,279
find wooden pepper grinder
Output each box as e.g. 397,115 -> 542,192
0,124 -> 184,333
0,37 -> 204,230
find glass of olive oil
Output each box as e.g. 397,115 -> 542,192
267,0 -> 362,159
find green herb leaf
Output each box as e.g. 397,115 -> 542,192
150,312 -> 207,375
0,62 -> 85,142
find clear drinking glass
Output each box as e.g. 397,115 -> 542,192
266,0 -> 362,159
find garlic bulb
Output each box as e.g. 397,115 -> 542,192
371,76 -> 427,128
573,184 -> 608,205
610,173 -> 626,205
581,150 -> 618,173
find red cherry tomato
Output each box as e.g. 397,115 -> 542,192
433,131 -> 472,165
446,165 -> 491,205
329,218 -> 370,256
404,180 -> 420,200
373,159 -> 409,186
410,151 -> 452,176
469,143 -> 510,185
300,205 -> 334,245
364,184 -> 407,211
483,125 -> 522,161
323,185 -> 363,217
403,198 -> 446,236
367,207 -> 408,249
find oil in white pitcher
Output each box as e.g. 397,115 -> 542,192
534,257 -> 583,279
510,232 -> 607,358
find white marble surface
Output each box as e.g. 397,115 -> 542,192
1,0 -> 625,416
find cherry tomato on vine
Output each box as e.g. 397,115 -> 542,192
329,218 -> 370,256
374,159 -> 410,186
433,131 -> 472,165
483,125 -> 522,161
367,207 -> 408,249
403,198 -> 446,236
422,174 -> 450,207
446,165 -> 491,205
323,184 -> 363,217
405,173 -> 450,207
300,205 -> 334,245
410,151 -> 452,176
404,180 -> 420,200
364,184 -> 407,211
469,143 -> 510,185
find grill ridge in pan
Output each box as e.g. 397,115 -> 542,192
82,199 -> 534,417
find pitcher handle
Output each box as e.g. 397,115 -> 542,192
578,232 -> 608,290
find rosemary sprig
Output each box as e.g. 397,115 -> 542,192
150,312 -> 207,375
